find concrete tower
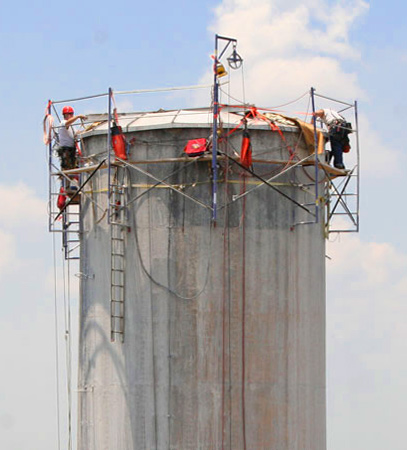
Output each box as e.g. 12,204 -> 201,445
76,107 -> 327,450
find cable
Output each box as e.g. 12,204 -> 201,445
66,258 -> 73,450
241,178 -> 247,450
52,233 -> 62,450
131,182 -> 212,301
115,83 -> 214,95
241,61 -> 246,106
61,248 -> 73,450
147,179 -> 159,449
265,90 -> 309,110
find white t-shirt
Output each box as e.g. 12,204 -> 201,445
59,120 -> 75,147
322,109 -> 345,128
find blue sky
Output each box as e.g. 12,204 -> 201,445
1,0 -> 406,449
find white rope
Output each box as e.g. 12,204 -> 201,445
52,92 -> 108,104
115,83 -> 214,95
62,248 -> 73,450
52,233 -> 62,450
66,258 -> 73,450
241,61 -> 246,106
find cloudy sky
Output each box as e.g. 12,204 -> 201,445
0,0 -> 406,449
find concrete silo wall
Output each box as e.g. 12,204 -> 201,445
77,126 -> 326,449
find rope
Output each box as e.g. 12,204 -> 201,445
66,259 -> 73,450
221,93 -> 233,450
241,61 -> 246,106
221,171 -> 228,450
61,249 -> 73,450
52,92 -> 108,104
115,83 -> 214,95
116,157 -> 213,212
265,90 -> 309,109
52,233 -> 62,450
131,185 -> 212,301
241,178 -> 247,450
146,180 -> 159,449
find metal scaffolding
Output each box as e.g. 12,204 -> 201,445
45,82 -> 360,345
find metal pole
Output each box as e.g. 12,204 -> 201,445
48,100 -> 53,232
312,92 -> 354,107
310,87 -> 319,223
108,87 -> 112,224
354,100 -> 360,232
212,35 -> 219,222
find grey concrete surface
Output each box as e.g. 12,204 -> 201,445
77,119 -> 326,450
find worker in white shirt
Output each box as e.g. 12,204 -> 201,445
57,105 -> 87,170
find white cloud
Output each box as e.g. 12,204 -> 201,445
326,233 -> 407,449
327,233 -> 407,290
0,230 -> 17,277
0,183 -> 45,229
115,98 -> 135,113
212,0 -> 368,60
200,0 -> 370,108
357,113 -> 404,177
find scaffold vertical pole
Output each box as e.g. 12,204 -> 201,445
212,35 -> 219,222
48,99 -> 53,232
354,100 -> 360,232
310,87 -> 320,223
108,87 -> 112,224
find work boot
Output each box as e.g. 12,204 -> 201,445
334,163 -> 345,170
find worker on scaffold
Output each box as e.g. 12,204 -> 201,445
57,105 -> 87,170
314,108 -> 349,170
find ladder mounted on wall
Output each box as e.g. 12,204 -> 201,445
109,167 -> 129,342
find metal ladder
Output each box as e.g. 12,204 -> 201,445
109,172 -> 128,342
62,202 -> 81,260
49,171 -> 82,260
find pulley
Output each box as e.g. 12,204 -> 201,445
227,45 -> 243,69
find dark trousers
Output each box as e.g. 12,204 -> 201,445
57,146 -> 77,170
329,135 -> 344,167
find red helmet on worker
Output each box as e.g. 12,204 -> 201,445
62,105 -> 74,115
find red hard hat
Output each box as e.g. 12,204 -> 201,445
62,105 -> 74,115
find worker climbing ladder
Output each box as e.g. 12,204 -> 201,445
109,168 -> 128,342
48,165 -> 82,261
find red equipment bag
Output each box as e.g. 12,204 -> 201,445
343,135 -> 351,153
240,130 -> 252,168
111,123 -> 127,160
184,138 -> 207,156
57,187 -> 66,210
